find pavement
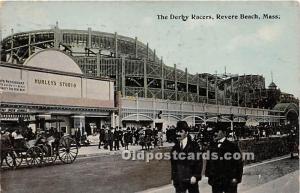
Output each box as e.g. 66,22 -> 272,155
77,142 -> 174,158
242,170 -> 299,193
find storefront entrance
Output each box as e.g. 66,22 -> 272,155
85,117 -> 110,135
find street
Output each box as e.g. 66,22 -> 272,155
1,150 -> 170,193
0,153 -> 299,193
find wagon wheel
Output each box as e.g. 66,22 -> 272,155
5,151 -> 23,168
26,146 -> 44,167
58,136 -> 78,164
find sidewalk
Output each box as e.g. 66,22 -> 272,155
77,142 -> 174,158
243,170 -> 299,193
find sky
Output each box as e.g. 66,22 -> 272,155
0,1 -> 299,98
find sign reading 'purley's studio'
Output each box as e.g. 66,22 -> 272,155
34,78 -> 77,88
27,71 -> 82,98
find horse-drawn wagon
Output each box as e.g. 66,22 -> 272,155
1,119 -> 78,169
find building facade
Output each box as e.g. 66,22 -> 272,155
0,49 -> 116,135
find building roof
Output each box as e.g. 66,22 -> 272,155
268,81 -> 277,88
273,103 -> 299,113
24,49 -> 83,75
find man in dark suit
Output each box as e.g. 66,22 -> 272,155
171,121 -> 203,193
205,126 -> 243,193
104,128 -> 114,151
113,127 -> 120,150
98,126 -> 106,149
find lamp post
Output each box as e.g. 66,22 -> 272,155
135,93 -> 139,122
0,89 -> 3,130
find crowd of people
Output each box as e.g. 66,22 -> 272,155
91,123 -> 299,153
96,126 -> 164,151
1,123 -> 297,152
166,123 -> 298,143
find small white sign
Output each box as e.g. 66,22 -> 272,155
0,79 -> 26,93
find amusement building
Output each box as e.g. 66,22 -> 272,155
0,24 -> 299,135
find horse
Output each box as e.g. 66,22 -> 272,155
0,132 -> 16,168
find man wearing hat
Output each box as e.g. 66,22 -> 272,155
205,125 -> 243,193
171,121 -> 203,193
